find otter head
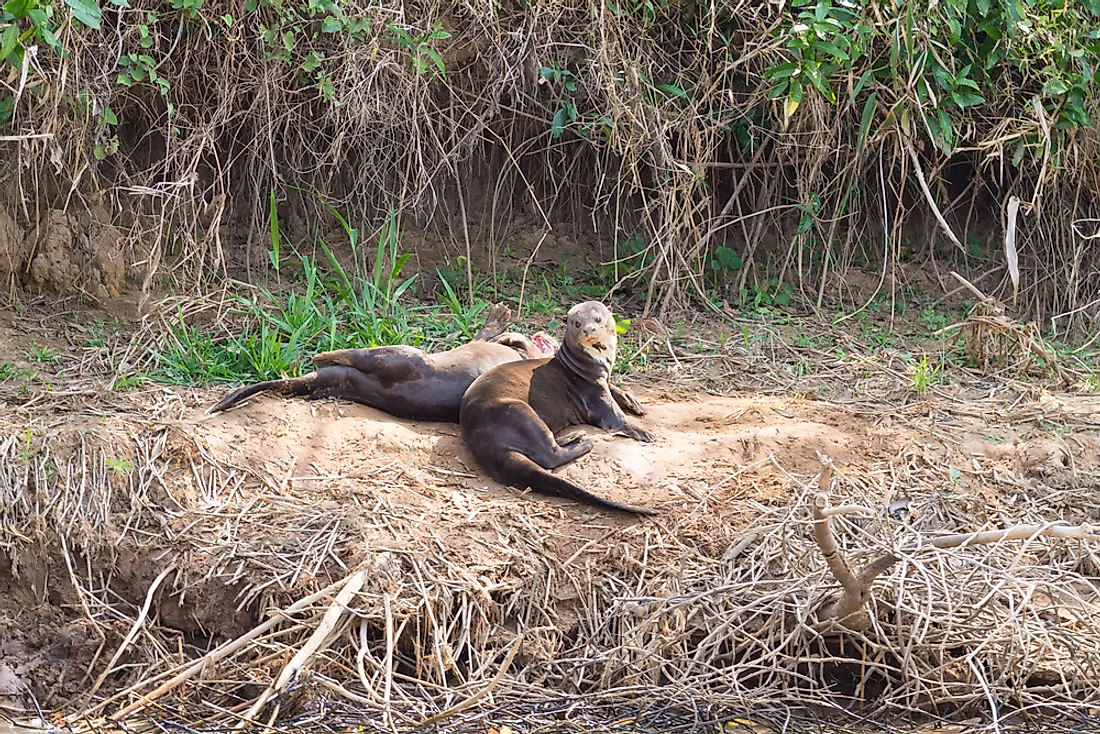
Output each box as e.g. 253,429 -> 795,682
563,301 -> 618,373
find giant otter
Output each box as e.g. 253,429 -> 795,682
459,301 -> 657,516
207,303 -> 554,422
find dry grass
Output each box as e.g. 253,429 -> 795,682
2,295 -> 1100,732
2,1 -> 1099,334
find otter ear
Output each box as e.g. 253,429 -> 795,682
533,331 -> 558,355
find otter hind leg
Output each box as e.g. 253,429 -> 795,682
489,404 -> 594,470
311,345 -> 428,373
555,427 -> 589,447
471,303 -> 513,342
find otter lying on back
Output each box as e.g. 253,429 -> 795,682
459,301 -> 657,516
207,303 -> 554,422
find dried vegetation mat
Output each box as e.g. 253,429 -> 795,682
2,303 -> 1100,734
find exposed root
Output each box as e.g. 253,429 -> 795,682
811,455 -> 1100,634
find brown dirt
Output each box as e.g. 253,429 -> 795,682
0,374 -> 931,710
0,193 -> 132,305
0,204 -> 25,292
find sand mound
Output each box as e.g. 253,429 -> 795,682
196,386 -> 886,516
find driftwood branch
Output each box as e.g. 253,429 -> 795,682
237,570 -> 366,730
414,632 -> 524,728
810,463 -> 897,630
810,461 -> 1099,631
108,571 -> 363,722
85,564 -> 178,703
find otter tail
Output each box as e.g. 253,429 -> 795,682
207,375 -> 312,414
497,451 -> 658,517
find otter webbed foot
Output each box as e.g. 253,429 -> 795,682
610,384 -> 647,416
616,421 -> 656,443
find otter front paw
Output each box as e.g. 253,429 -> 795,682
620,421 -> 656,443
611,387 -> 642,415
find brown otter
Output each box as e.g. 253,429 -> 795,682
206,304 -> 558,422
459,300 -> 658,516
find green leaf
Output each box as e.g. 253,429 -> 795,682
1043,77 -> 1070,95
714,246 -> 742,270
388,25 -> 411,45
773,290 -> 792,307
935,108 -> 954,154
851,69 -> 874,100
931,65 -> 952,91
764,61 -> 799,81
116,73 -> 132,86
802,62 -> 826,92
655,82 -> 688,100
268,187 -> 281,272
0,24 -> 18,61
915,77 -> 928,103
813,40 -> 849,61
32,14 -> 61,49
301,51 -> 322,73
785,79 -> 803,120
108,0 -> 129,6
856,91 -> 877,155
102,105 -> 117,124
421,47 -> 445,76
321,16 -> 341,32
64,0 -> 101,29
797,212 -> 812,235
952,91 -> 984,108
551,106 -> 566,138
4,0 -> 36,19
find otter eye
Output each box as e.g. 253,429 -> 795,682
595,316 -> 602,323
573,319 -> 580,327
